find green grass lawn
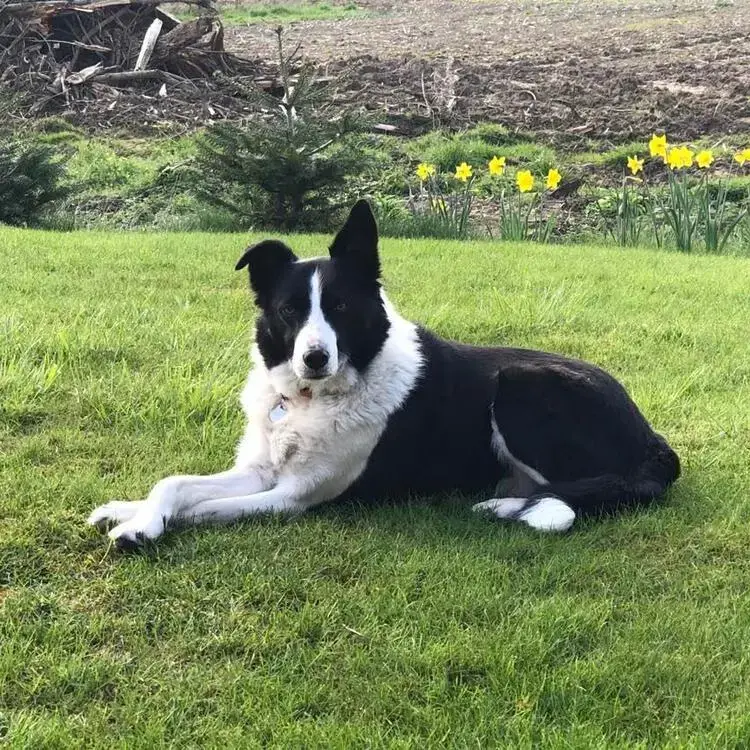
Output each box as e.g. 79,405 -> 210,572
2,229 -> 750,747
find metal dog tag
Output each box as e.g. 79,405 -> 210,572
269,400 -> 287,423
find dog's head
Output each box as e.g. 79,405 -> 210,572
235,200 -> 391,392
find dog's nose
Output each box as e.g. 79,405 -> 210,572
303,348 -> 329,371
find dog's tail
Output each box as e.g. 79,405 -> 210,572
477,436 -> 680,533
534,434 -> 681,517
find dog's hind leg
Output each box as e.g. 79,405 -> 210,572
473,441 -> 679,533
476,411 -> 573,531
474,474 -> 577,533
473,496 -> 576,532
473,355 -> 680,533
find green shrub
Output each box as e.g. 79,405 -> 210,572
194,28 -> 370,231
0,140 -> 70,226
196,124 -> 368,231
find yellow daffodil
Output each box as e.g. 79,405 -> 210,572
734,148 -> 750,166
488,156 -> 506,176
666,146 -> 693,170
666,148 -> 681,169
627,155 -> 644,175
516,170 -> 534,193
454,162 -> 473,182
416,162 -> 436,181
649,134 -> 668,160
695,150 -> 714,169
545,168 -> 562,190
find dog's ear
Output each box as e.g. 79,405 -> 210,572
235,240 -> 297,305
329,200 -> 380,280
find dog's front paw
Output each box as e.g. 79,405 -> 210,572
87,500 -> 144,531
108,513 -> 167,550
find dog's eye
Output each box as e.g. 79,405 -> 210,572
334,301 -> 347,313
279,304 -> 296,318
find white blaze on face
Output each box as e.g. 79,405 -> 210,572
292,269 -> 338,378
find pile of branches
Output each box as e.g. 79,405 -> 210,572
0,0 -> 263,127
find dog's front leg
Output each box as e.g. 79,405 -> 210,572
89,468 -> 272,547
181,473 -> 326,527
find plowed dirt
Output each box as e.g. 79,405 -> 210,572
225,0 -> 750,143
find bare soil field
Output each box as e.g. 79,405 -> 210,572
225,0 -> 750,143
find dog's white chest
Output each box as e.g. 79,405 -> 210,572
262,394 -> 375,479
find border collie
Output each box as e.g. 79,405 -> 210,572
89,200 -> 680,548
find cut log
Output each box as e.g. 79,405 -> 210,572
134,18 -> 163,71
152,17 -> 213,63
90,69 -> 172,85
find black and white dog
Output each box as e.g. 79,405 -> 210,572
89,200 -> 680,547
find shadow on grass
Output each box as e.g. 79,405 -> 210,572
98,478 -> 691,568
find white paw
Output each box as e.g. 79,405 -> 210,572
108,512 -> 168,549
88,500 -> 145,530
473,496 -> 575,533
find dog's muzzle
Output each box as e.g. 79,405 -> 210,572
301,347 -> 330,379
